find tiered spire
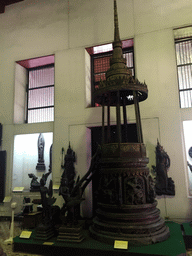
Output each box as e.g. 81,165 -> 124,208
94,0 -> 148,106
114,0 -> 120,42
105,0 -> 130,82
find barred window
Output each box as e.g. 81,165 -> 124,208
86,39 -> 134,107
15,55 -> 54,124
27,65 -> 54,123
174,26 -> 192,108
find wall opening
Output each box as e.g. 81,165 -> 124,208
12,132 -> 53,191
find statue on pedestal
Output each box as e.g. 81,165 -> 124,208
58,143 -> 101,242
28,173 -> 40,192
35,143 -> 56,240
36,133 -> 46,171
153,140 -> 175,196
29,144 -> 52,192
35,170 -> 56,240
59,143 -> 79,226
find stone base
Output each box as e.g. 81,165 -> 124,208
57,222 -> 85,243
36,162 -> 45,171
90,202 -> 170,246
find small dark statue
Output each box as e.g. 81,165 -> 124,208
36,133 -> 46,171
35,144 -> 56,240
39,144 -> 55,227
153,140 -> 175,196
40,171 -> 56,225
29,144 -> 52,192
28,173 -> 40,192
35,170 -> 56,240
59,143 -> 80,226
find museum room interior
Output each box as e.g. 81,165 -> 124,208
1,0 -> 192,255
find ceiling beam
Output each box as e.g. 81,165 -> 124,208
0,0 -> 24,14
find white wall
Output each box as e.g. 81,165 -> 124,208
0,0 -> 192,221
14,63 -> 27,124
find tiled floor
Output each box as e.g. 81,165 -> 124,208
0,221 -> 41,256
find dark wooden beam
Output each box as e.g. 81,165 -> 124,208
0,0 -> 24,14
0,3 -> 5,13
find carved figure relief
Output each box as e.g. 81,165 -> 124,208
146,175 -> 156,203
97,173 -> 120,205
124,176 -> 145,205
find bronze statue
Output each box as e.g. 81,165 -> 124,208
35,170 -> 56,240
57,143 -> 101,242
59,143 -> 80,226
29,144 -> 52,191
153,140 -> 175,196
35,144 -> 56,240
59,144 -> 101,225
36,133 -> 46,171
49,144 -> 53,172
28,173 -> 40,192
39,171 -> 56,226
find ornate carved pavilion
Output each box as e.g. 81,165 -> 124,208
89,0 -> 170,245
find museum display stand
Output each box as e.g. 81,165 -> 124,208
13,221 -> 186,256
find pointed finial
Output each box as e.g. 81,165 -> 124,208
114,0 -> 120,42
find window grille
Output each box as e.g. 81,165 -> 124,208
174,26 -> 192,108
27,65 -> 54,123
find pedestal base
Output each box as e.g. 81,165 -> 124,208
90,202 -> 170,246
35,224 -> 55,241
23,212 -> 42,229
36,162 -> 45,171
57,222 -> 85,242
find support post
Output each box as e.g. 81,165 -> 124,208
102,96 -> 105,145
116,91 -> 121,143
133,91 -> 143,143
